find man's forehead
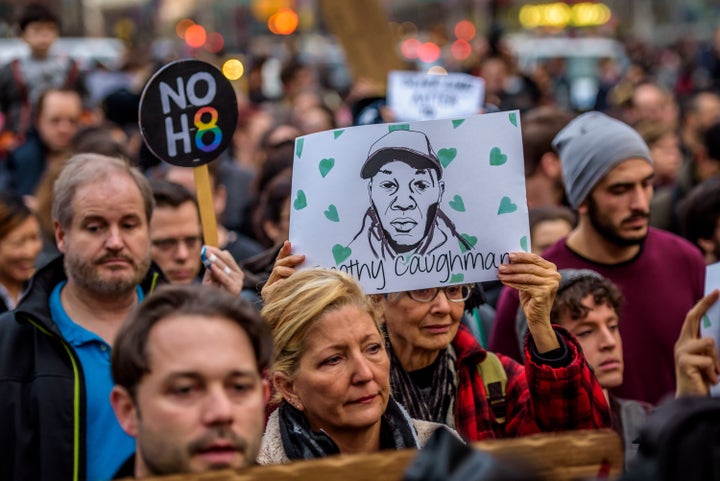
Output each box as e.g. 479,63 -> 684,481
596,158 -> 654,185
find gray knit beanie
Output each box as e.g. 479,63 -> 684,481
552,111 -> 653,209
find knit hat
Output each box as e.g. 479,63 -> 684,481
552,111 -> 653,208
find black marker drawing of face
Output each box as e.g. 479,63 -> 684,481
368,160 -> 445,253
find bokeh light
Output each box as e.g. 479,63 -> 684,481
184,24 -> 207,48
417,42 -> 441,63
222,59 -> 245,80
454,20 -> 476,41
268,8 -> 299,35
175,18 -> 195,39
451,39 -> 472,60
204,32 -> 225,53
401,38 -> 421,59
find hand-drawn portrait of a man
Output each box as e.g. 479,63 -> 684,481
349,129 -> 473,260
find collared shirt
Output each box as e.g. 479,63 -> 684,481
51,281 -> 139,481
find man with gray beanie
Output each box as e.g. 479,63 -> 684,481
490,111 -> 705,405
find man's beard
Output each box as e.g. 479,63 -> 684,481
587,196 -> 649,247
64,249 -> 150,297
140,426 -> 252,476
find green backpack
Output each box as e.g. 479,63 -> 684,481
477,351 -> 508,425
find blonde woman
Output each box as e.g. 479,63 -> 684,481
258,269 -> 452,463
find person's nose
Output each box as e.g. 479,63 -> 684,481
391,186 -> 416,211
174,239 -> 190,261
350,353 -> 374,384
104,226 -> 124,251
429,289 -> 452,315
598,326 -> 618,351
201,386 -> 234,426
629,184 -> 651,213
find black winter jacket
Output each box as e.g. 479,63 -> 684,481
0,255 -> 163,481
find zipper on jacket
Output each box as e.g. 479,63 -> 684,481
25,316 -> 81,481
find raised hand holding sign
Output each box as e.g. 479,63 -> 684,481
139,59 -> 238,246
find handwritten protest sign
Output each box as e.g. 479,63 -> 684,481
702,262 -> 720,396
139,59 -> 238,246
387,71 -> 485,122
289,111 -> 529,294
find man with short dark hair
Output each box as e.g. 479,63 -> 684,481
110,284 -> 272,478
678,176 -> 720,264
149,179 -> 203,285
0,153 -> 163,481
490,112 -> 706,405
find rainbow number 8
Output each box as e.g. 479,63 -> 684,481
194,106 -> 222,152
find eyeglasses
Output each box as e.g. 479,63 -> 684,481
406,284 -> 474,303
151,235 -> 202,252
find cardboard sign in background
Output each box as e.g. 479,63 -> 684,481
139,59 -> 238,167
289,111 -> 529,294
387,71 -> 485,122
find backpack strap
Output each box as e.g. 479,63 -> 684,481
477,351 -> 508,425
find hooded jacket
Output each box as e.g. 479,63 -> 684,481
0,255 -> 163,481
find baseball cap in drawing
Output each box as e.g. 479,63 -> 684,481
361,129 -> 443,179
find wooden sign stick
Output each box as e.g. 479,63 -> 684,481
193,164 -> 218,247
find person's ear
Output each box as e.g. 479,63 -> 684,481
262,378 -> 271,405
110,386 -> 140,437
273,371 -> 304,411
367,180 -> 373,201
438,180 -> 445,202
698,237 -> 717,258
54,220 -> 67,253
540,152 -> 562,180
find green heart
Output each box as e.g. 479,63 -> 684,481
319,158 -> 335,178
452,119 -> 465,128
489,147 -> 507,166
293,190 -> 307,210
520,235 -> 528,252
324,204 -> 339,222
703,315 -> 712,329
332,244 -> 352,265
509,112 -> 518,127
438,148 -> 457,168
497,196 -> 517,215
295,138 -> 304,158
389,124 -> 410,132
459,233 -> 477,253
333,130 -> 345,139
448,194 -> 465,212
450,273 -> 465,283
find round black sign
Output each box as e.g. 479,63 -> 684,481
138,59 -> 238,167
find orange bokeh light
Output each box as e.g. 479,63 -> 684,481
268,8 -> 298,35
454,20 -> 476,41
417,42 -> 441,63
184,24 -> 207,48
451,39 -> 472,60
176,18 -> 195,39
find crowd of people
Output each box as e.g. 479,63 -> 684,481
2,2 -> 720,481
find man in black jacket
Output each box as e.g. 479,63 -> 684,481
0,153 -> 162,481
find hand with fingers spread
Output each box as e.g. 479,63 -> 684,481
260,240 -> 306,301
200,245 -> 245,295
497,252 -> 561,353
675,289 -> 720,397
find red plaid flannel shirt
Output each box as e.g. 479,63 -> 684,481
453,324 -> 611,442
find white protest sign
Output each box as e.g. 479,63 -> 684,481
702,262 -> 720,396
289,111 -> 529,294
387,71 -> 484,122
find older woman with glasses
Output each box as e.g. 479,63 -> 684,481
264,243 -> 610,443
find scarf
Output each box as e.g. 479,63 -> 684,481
386,339 -> 458,426
278,397 -> 421,460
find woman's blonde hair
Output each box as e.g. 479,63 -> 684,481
261,269 -> 381,384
